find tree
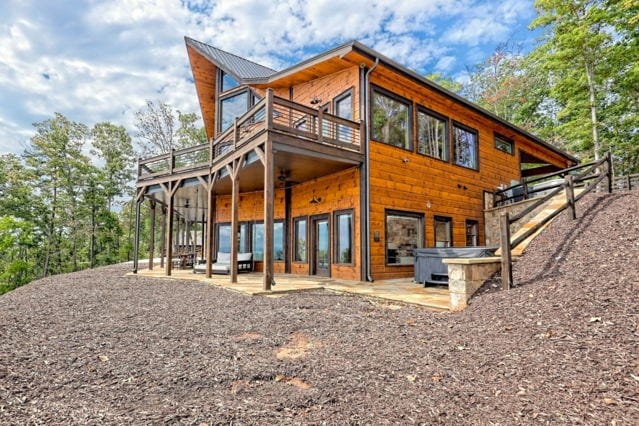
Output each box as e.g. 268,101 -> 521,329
91,122 -> 134,210
530,0 -> 614,161
135,101 -> 207,156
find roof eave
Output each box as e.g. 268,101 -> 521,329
349,41 -> 578,164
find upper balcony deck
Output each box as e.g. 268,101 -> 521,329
137,91 -> 364,187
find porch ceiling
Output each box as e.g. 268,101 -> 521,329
144,150 -> 359,222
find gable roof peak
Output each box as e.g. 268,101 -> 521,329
184,36 -> 277,81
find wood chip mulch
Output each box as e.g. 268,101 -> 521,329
1,192 -> 638,424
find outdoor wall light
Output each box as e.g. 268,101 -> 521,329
310,96 -> 322,105
309,196 -> 322,204
402,158 -> 409,163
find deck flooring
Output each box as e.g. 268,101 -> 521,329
132,268 -> 450,311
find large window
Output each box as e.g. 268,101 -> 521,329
417,108 -> 448,160
334,90 -> 354,143
216,223 -> 249,254
334,210 -> 353,264
252,221 -> 284,261
434,216 -> 452,247
371,88 -> 412,150
385,211 -> 423,265
221,71 -> 239,92
220,91 -> 249,131
453,123 -> 479,170
465,220 -> 479,246
293,217 -> 307,262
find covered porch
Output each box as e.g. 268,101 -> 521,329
133,89 -> 364,290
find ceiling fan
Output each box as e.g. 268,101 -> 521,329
277,169 -> 299,188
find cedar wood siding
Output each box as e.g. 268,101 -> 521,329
212,168 -> 360,279
368,67 -> 570,281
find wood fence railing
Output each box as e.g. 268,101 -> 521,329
612,173 -> 639,191
499,151 -> 612,290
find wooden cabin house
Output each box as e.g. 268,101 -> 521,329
134,38 -> 576,289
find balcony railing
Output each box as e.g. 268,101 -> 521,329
138,90 -> 363,181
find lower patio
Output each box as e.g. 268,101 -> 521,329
133,267 -> 451,311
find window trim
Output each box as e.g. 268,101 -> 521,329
416,105 -> 450,163
333,209 -> 355,265
465,219 -> 479,247
494,133 -> 514,155
215,222 -> 250,254
451,121 -> 480,171
384,209 -> 425,266
434,215 -> 453,248
292,216 -> 308,264
333,88 -> 354,119
250,220 -> 286,262
370,85 -> 413,152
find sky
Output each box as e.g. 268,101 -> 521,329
0,0 -> 541,156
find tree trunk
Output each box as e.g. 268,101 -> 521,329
584,59 -> 601,160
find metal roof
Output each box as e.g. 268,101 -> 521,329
185,37 -> 276,80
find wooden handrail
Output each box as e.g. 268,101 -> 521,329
499,151 -> 612,289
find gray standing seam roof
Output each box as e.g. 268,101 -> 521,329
185,37 -> 276,80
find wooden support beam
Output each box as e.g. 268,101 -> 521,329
499,213 -> 512,290
565,175 -> 576,220
284,186 -> 292,274
165,183 -> 174,276
230,161 -> 240,284
149,200 -> 156,270
254,145 -> 265,165
160,206 -> 166,269
133,199 -> 142,273
206,172 -> 217,278
263,138 -> 274,291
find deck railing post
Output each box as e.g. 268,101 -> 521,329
499,212 -> 512,290
265,89 -> 274,130
359,120 -> 365,153
233,117 -> 239,150
606,151 -> 613,193
565,174 -> 576,220
317,107 -> 324,143
522,177 -> 529,200
169,149 -> 175,174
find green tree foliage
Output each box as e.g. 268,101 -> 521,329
460,0 -> 638,172
135,100 -> 207,156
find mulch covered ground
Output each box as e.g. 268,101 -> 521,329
1,192 -> 638,424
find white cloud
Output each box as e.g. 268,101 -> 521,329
0,0 -> 538,156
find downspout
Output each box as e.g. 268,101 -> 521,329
364,58 -> 379,282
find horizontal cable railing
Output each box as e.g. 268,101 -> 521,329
137,89 -> 363,181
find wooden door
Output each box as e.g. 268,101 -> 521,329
312,215 -> 330,277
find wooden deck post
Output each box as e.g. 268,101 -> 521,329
206,180 -> 215,278
522,177 -> 529,200
148,200 -> 156,270
165,185 -> 174,276
160,206 -> 166,269
565,175 -> 576,220
263,139 -> 274,291
230,161 -> 240,284
133,199 -> 141,273
499,212 -> 512,290
606,151 -> 613,193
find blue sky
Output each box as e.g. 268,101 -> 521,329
0,0 -> 540,155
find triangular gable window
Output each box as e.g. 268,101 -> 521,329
221,71 -> 239,92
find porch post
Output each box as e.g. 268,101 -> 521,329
160,206 -> 166,269
165,184 -> 174,276
263,138 -> 274,291
206,180 -> 215,278
133,198 -> 141,273
148,200 -> 156,270
230,161 -> 240,283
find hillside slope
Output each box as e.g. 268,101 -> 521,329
0,192 -> 637,424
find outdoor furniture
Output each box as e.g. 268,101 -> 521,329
194,252 -> 253,274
